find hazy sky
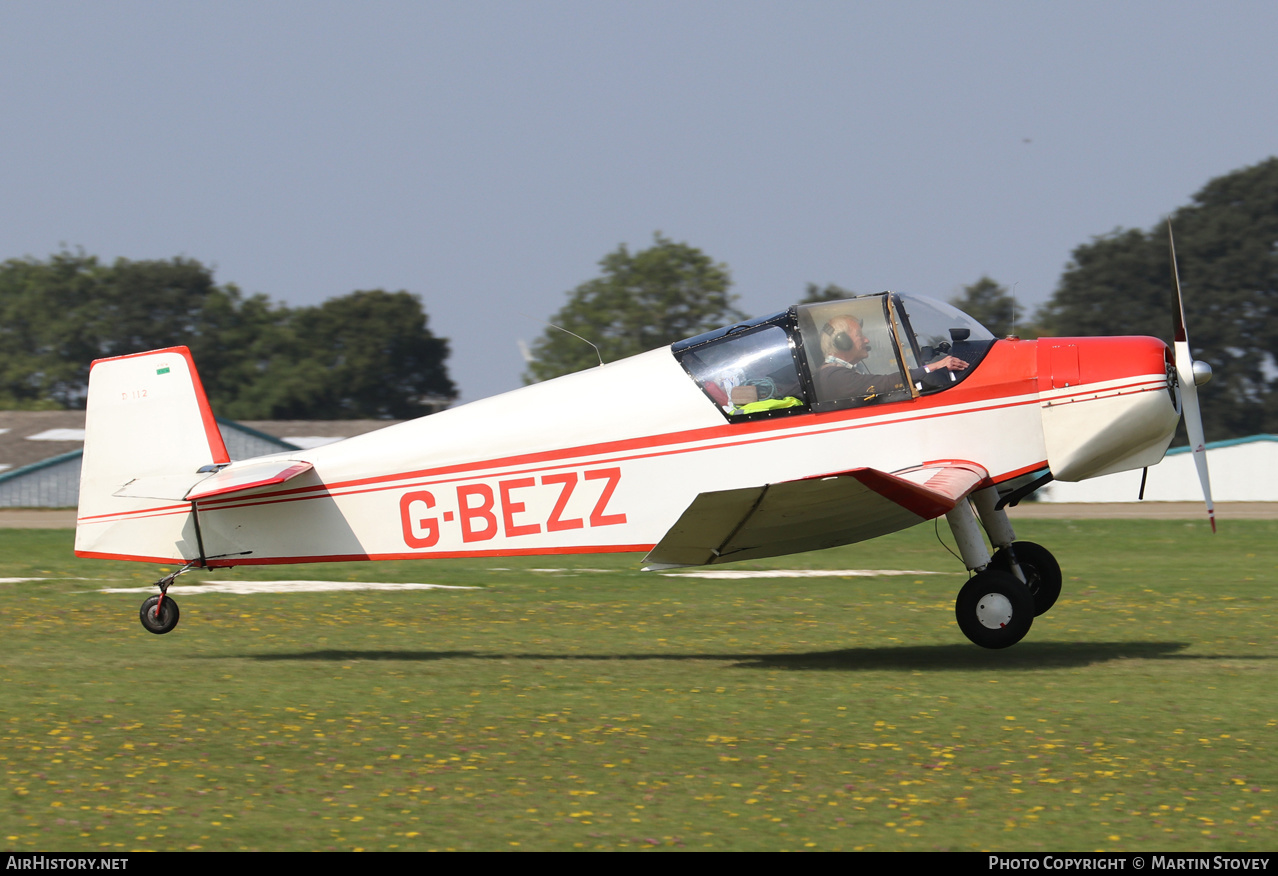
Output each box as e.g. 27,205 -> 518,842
3,1 -> 1275,402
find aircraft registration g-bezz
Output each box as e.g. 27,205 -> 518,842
75,228 -> 1215,649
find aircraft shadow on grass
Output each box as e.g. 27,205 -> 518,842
236,641 -> 1225,671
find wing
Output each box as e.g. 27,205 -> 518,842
642,461 -> 988,569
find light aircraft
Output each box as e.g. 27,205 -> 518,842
75,228 -> 1214,648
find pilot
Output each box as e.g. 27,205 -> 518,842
816,315 -> 969,401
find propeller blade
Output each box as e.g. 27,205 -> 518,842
1169,222 -> 1189,347
1177,354 -> 1215,532
1168,221 -> 1215,532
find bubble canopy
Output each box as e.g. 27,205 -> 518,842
672,292 -> 997,420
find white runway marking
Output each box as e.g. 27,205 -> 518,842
97,580 -> 480,595
663,569 -> 956,579
489,568 -> 616,573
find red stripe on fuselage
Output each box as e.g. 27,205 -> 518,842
184,340 -> 1045,509
190,380 -> 1156,516
180,393 -> 1044,518
74,542 -> 658,566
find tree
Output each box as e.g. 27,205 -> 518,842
0,252 -> 238,408
524,234 -> 742,382
222,290 -> 456,420
949,276 -> 1021,339
0,252 -> 457,418
0,251 -> 92,408
1037,157 -> 1278,440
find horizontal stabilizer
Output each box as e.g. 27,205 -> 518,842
185,460 -> 314,501
113,473 -> 209,501
643,462 -> 986,569
106,455 -> 314,505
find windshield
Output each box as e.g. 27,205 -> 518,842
796,296 -> 913,409
796,293 -> 997,409
892,294 -> 997,394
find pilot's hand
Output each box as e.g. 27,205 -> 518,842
926,356 -> 969,373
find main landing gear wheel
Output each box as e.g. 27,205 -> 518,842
991,541 -> 1062,617
139,595 -> 180,635
955,569 -> 1034,649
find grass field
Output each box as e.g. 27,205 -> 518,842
1,518 -> 1274,851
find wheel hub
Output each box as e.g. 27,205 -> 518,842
974,592 -> 1014,629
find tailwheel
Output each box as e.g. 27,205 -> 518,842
991,541 -> 1062,617
955,568 -> 1034,649
140,594 -> 180,635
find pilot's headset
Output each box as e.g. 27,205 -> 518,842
821,320 -> 856,353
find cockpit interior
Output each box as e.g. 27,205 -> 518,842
672,293 -> 997,420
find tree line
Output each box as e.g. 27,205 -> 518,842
0,252 -> 456,419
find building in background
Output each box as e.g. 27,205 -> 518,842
1039,435 -> 1278,502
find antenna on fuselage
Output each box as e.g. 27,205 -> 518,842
518,312 -> 605,368
1010,282 -> 1018,337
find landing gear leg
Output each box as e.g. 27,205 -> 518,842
972,487 -> 1021,578
946,497 -> 1033,648
945,497 -> 992,573
138,562 -> 197,635
971,487 -> 1062,617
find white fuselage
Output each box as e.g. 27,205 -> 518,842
75,336 -> 1179,567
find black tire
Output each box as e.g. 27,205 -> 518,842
955,569 -> 1034,649
139,595 -> 180,635
991,541 -> 1062,617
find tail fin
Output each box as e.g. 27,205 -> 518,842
75,347 -> 229,563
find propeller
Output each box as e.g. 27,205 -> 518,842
1167,221 -> 1216,532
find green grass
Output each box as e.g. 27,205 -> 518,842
1,519 -> 1274,851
